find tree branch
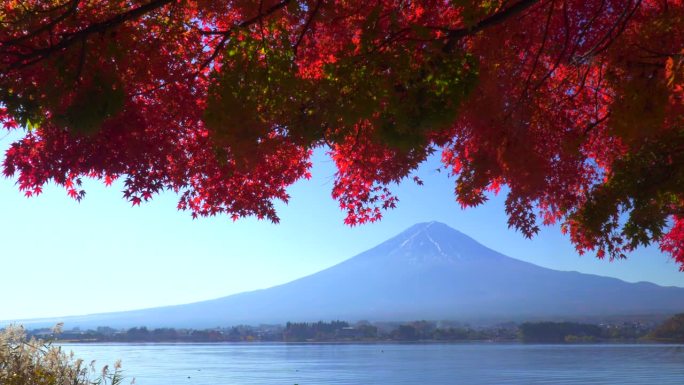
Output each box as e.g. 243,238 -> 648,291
198,0 -> 292,73
0,0 -> 80,48
293,0 -> 323,55
443,0 -> 542,53
5,0 -> 175,72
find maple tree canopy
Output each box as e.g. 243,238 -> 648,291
0,0 -> 682,267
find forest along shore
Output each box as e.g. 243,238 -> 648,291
24,315 -> 684,344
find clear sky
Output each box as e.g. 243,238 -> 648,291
1,131 -> 682,321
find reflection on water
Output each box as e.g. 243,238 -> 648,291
62,343 -> 684,385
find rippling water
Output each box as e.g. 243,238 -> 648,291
62,343 -> 684,384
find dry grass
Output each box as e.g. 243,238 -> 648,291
0,324 -> 127,385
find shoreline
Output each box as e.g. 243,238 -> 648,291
56,339 -> 683,346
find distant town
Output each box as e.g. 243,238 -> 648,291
23,314 -> 684,344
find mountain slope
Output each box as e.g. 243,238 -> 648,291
10,222 -> 684,328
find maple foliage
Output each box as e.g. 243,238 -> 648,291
0,0 -> 682,267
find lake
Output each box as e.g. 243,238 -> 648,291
62,343 -> 684,384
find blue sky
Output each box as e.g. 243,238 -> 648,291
1,132 -> 682,321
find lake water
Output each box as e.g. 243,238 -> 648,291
62,343 -> 684,384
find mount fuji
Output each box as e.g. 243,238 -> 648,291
10,222 -> 684,328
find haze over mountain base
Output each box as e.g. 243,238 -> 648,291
8,222 -> 684,328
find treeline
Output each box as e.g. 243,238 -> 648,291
519,322 -> 602,343
648,313 -> 684,342
26,319 -> 663,344
284,321 -> 377,341
32,321 -> 518,343
519,321 -> 654,343
29,325 -> 283,343
385,321 -> 517,342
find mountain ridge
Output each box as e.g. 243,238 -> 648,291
6,222 -> 684,328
